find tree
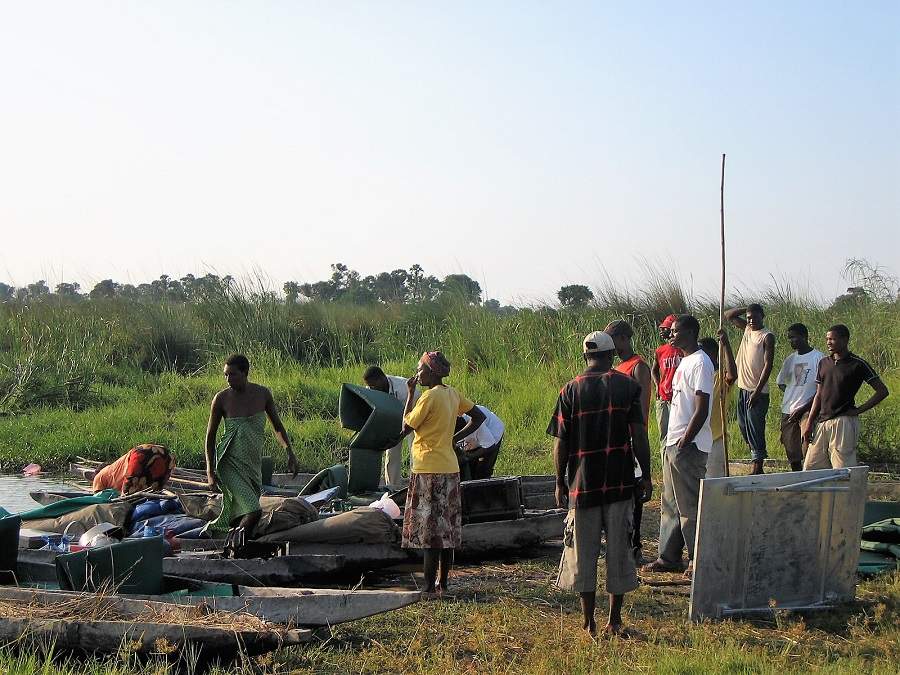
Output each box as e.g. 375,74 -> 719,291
283,281 -> 301,303
557,284 -> 594,309
54,282 -> 81,297
89,279 -> 120,299
0,283 -> 14,302
372,270 -> 408,304
118,284 -> 139,299
26,280 -> 49,299
441,274 -> 482,305
299,280 -> 337,302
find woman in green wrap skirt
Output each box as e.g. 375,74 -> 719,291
204,354 -> 299,538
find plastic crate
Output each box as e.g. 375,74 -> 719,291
461,477 -> 523,524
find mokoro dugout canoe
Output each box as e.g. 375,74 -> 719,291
0,587 -> 310,656
17,549 -> 352,587
0,583 -> 419,628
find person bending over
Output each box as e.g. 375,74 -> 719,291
92,444 -> 176,495
455,404 -> 505,480
363,365 -> 420,490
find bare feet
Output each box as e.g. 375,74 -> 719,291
435,585 -> 456,601
604,624 -> 642,639
641,558 -> 685,573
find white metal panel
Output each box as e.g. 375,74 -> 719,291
689,466 -> 868,621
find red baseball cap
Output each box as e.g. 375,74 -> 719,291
659,314 -> 677,329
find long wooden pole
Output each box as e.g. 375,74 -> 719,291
719,154 -> 730,477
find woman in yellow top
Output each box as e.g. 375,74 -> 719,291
395,351 -> 485,597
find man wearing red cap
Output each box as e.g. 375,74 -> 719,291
651,315 -> 683,454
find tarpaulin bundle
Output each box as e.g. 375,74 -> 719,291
16,489 -> 120,521
858,517 -> 900,576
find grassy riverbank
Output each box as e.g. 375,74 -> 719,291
0,281 -> 898,474
2,540 -> 898,673
0,281 -> 898,673
0,362 -> 898,478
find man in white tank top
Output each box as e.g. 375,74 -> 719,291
726,304 -> 775,475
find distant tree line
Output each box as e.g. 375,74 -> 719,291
0,264 -> 518,312
0,273 -> 234,303
4,257 -> 891,311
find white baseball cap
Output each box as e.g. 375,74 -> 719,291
582,330 -> 616,354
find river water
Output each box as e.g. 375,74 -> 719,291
0,475 -> 83,513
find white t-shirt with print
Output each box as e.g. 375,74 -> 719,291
460,405 -> 505,449
776,349 -> 824,414
665,349 -> 715,452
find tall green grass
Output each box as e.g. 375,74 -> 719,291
0,277 -> 897,473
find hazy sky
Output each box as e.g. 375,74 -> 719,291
1,2 -> 897,304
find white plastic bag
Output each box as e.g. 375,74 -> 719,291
368,492 -> 401,519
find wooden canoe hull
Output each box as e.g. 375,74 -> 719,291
0,587 -> 310,655
17,549 -> 351,586
149,586 -> 421,625
0,583 -> 418,628
178,510 -> 565,565
0,617 -> 308,655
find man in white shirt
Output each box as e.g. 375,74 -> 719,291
455,405 -> 505,480
363,366 -> 419,490
642,315 -> 714,580
776,323 -> 825,471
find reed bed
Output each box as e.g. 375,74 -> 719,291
0,270 -> 897,473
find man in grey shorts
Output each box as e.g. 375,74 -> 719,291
548,331 -> 653,636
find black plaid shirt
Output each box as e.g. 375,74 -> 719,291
547,367 -> 644,508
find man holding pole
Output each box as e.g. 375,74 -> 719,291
699,331 -> 737,478
725,304 -> 775,474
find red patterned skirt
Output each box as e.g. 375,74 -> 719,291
402,472 -> 462,549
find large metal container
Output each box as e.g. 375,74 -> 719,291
461,477 -> 523,524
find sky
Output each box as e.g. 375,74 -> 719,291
0,1 -> 897,305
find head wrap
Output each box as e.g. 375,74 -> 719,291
419,351 -> 451,378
